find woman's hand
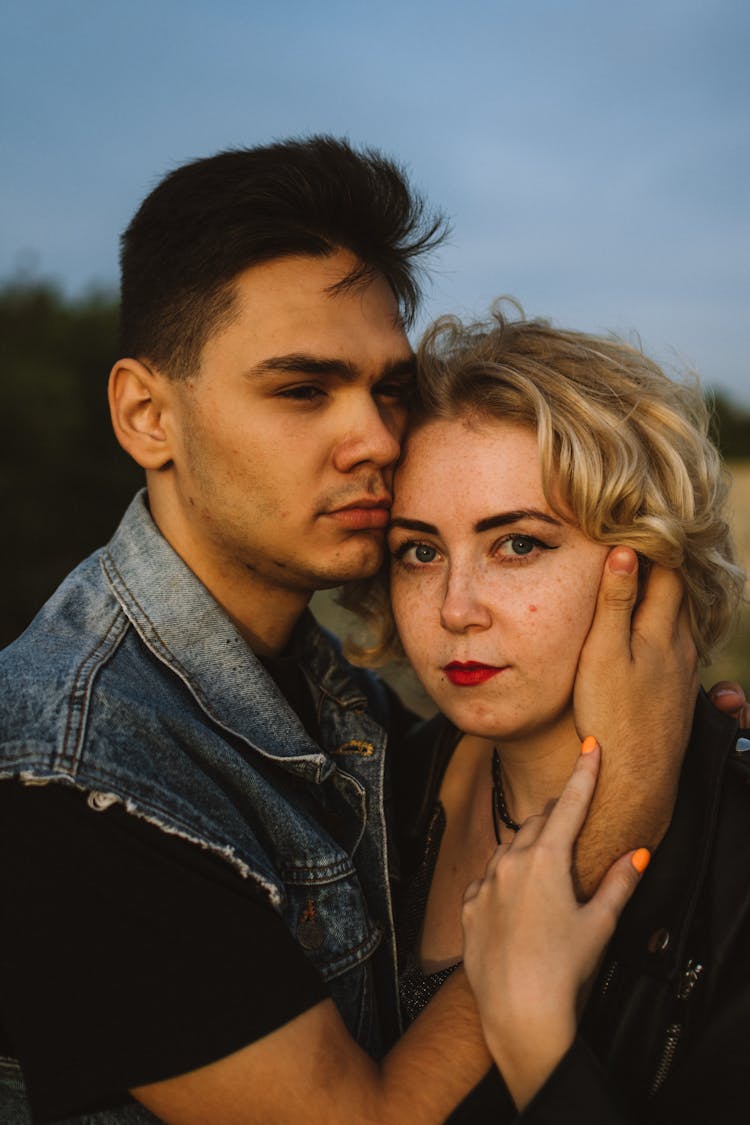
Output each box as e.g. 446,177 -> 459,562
461,740 -> 648,1111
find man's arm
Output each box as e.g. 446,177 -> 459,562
2,783 -> 493,1124
133,972 -> 491,1125
571,546 -> 695,897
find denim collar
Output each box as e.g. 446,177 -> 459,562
101,491 -> 365,783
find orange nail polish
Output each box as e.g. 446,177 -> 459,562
581,736 -> 599,755
632,848 -> 651,874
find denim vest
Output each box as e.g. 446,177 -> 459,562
0,492 -> 400,1124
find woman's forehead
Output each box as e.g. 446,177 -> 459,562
393,418 -> 547,514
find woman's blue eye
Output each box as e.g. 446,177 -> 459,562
391,540 -> 440,566
496,534 -> 555,561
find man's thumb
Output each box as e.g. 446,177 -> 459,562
596,547 -> 639,615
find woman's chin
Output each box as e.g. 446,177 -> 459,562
433,695 -> 575,748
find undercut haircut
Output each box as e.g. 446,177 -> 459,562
119,136 -> 446,379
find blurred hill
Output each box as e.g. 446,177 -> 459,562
2,278 -> 749,691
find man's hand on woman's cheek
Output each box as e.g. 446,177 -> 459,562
570,547 -> 698,898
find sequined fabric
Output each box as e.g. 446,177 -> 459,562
397,799 -> 461,1025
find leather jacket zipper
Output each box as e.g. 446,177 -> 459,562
650,1022 -> 682,1096
649,960 -> 704,1097
598,959 -> 618,999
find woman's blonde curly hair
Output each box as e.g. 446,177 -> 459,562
339,303 -> 746,666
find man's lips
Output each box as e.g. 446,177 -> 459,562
443,662 -> 506,686
325,499 -> 391,530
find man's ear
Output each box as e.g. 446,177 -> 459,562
108,358 -> 174,470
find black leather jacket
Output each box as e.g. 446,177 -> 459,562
394,692 -> 750,1123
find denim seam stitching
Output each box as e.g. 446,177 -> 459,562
59,610 -> 130,774
318,926 -> 383,981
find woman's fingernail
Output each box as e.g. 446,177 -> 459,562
608,547 -> 637,575
581,736 -> 599,755
632,848 -> 651,874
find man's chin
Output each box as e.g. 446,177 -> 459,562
316,543 -> 384,587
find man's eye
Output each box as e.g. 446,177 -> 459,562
375,380 -> 412,402
278,385 -> 325,401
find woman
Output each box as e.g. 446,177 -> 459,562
350,306 -> 748,1121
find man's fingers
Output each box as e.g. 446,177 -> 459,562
708,681 -> 748,724
709,680 -> 750,729
542,739 -> 601,848
598,547 -> 639,614
588,848 -> 650,932
633,567 -> 698,693
579,548 -> 639,666
632,565 -> 687,645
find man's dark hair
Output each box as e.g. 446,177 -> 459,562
119,136 -> 447,379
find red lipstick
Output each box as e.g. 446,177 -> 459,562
443,662 -> 505,686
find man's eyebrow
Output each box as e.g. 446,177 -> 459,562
474,510 -> 562,533
379,356 -> 417,380
248,354 -> 416,381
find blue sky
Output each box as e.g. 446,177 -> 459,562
3,0 -> 749,403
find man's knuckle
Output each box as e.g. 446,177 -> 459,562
603,587 -> 637,608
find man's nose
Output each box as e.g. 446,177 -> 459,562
331,396 -> 403,473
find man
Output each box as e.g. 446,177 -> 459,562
0,137 -> 742,1124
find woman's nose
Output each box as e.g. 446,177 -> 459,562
440,573 -> 493,633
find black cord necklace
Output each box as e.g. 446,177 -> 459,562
491,747 -> 520,842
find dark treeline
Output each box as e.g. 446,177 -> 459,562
2,278 -> 749,648
1,280 -> 141,647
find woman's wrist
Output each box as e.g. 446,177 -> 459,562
483,1010 -> 576,1111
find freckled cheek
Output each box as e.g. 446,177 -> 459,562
546,582 -> 602,658
512,590 -> 578,641
391,579 -> 442,657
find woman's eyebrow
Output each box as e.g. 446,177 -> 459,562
389,510 -> 562,536
474,510 -> 562,533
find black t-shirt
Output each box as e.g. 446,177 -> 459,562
0,647 -> 330,1122
0,783 -> 329,1122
